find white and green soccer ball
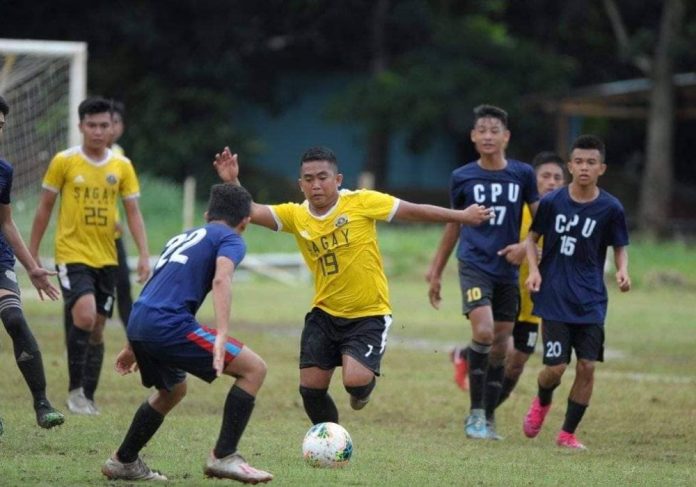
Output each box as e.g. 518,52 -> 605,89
302,422 -> 353,468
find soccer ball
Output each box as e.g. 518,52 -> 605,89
302,422 -> 353,468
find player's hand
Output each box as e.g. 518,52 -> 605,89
498,243 -> 526,265
28,267 -> 60,301
427,274 -> 443,309
115,346 -> 138,375
616,270 -> 631,292
136,255 -> 151,284
213,333 -> 228,377
526,270 -> 542,293
460,204 -> 494,226
213,147 -> 240,185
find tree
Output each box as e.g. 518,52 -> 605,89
603,0 -> 685,237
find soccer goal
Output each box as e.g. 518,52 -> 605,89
0,39 -> 87,195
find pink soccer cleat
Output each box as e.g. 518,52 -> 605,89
556,431 -> 587,450
523,397 -> 551,438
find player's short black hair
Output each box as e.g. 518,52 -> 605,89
0,95 -> 9,116
473,104 -> 508,128
300,146 -> 339,172
571,134 -> 606,162
206,184 -> 252,227
532,151 -> 564,171
110,99 -> 125,119
78,96 -> 113,121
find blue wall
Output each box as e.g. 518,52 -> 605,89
242,74 -> 457,191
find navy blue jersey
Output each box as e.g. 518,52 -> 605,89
127,223 -> 246,341
450,159 -> 538,282
531,187 -> 629,324
0,159 -> 16,268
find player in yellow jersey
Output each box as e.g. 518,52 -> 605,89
213,145 -> 493,426
29,97 -> 151,415
449,152 -> 565,409
62,100 -> 134,340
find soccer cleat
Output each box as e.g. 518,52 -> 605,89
66,388 -> 97,415
523,397 -> 551,438
349,394 -> 371,411
102,455 -> 168,481
35,400 -> 65,429
486,420 -> 504,441
464,409 -> 488,439
204,452 -> 273,484
449,346 -> 469,391
86,399 -> 101,416
556,431 -> 587,450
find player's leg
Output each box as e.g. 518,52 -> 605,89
458,261 -> 495,439
523,320 -> 570,438
483,281 -> 519,434
299,308 -> 340,424
114,237 -> 133,328
339,313 -> 390,411
82,313 -> 107,411
172,326 -> 272,483
498,321 -> 539,407
58,264 -> 100,414
0,285 -> 64,429
556,324 -> 603,450
82,266 -> 117,411
206,345 -> 272,483
103,340 -> 183,481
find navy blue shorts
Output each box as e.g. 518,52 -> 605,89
457,260 -> 519,322
541,320 -> 604,366
131,324 -> 244,391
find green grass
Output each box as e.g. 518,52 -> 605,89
4,177 -> 696,485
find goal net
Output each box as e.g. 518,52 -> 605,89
0,39 -> 87,196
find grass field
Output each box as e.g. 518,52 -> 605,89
4,183 -> 696,485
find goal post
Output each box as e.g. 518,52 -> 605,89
0,39 -> 87,194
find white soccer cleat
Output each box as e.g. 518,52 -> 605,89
204,452 -> 273,484
66,388 -> 97,415
102,455 -> 168,481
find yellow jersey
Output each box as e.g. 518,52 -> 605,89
270,189 -> 399,318
518,203 -> 542,325
42,146 -> 141,267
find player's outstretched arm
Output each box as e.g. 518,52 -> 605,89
613,246 -> 631,292
211,256 -> 234,376
123,198 -> 151,283
0,204 -> 59,300
393,200 -> 493,226
213,147 -> 278,230
28,189 -> 58,264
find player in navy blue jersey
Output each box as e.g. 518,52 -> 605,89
522,134 -> 630,450
427,105 -> 539,439
102,184 -> 273,483
0,95 -> 64,433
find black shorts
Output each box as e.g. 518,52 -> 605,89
57,263 -> 117,317
299,307 -> 392,376
541,320 -> 604,366
131,325 -> 244,391
0,265 -> 21,295
512,321 -> 539,354
458,260 -> 519,322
